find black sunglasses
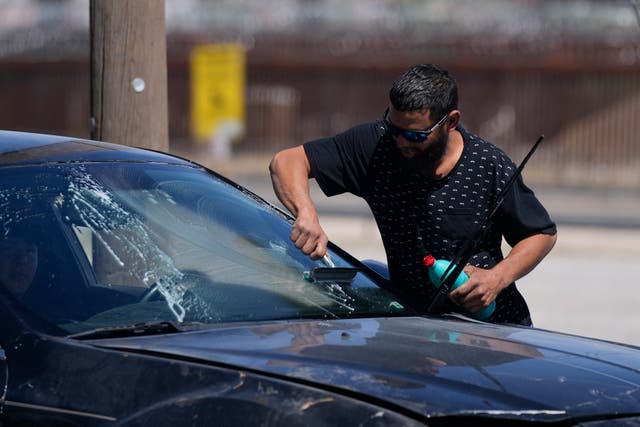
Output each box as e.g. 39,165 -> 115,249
384,109 -> 449,143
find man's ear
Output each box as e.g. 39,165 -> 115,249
446,110 -> 461,131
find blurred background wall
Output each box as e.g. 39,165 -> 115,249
1,0 -> 639,188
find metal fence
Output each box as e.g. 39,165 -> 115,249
239,65 -> 640,188
1,53 -> 639,188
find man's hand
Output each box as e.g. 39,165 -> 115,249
290,210 -> 328,260
448,265 -> 505,313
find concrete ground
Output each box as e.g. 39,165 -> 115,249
180,149 -> 640,347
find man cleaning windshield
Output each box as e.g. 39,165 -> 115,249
269,64 -> 557,326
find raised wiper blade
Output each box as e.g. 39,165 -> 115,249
69,321 -> 188,340
303,267 -> 359,283
428,135 -> 545,315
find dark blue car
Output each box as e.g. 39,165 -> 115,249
1,131 -> 639,426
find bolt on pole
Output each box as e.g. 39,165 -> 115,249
90,0 -> 169,151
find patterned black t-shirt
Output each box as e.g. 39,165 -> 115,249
304,121 -> 556,326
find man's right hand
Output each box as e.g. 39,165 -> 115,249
290,210 -> 328,260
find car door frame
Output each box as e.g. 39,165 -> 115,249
0,345 -> 6,413
0,291 -> 29,421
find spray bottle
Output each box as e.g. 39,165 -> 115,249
423,254 -> 495,320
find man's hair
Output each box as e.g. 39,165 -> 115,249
389,64 -> 458,117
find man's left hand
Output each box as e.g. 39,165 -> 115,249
448,265 -> 505,313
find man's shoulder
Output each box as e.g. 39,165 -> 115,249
459,127 -> 513,164
305,120 -> 386,148
341,119 -> 387,143
303,120 -> 387,197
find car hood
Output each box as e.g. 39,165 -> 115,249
91,316 -> 640,422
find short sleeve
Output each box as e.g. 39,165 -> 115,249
303,121 -> 385,197
496,175 -> 557,246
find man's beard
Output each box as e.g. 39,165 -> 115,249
393,132 -> 448,175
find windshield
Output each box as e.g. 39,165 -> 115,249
0,162 -> 411,336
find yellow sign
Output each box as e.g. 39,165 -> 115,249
190,44 -> 245,142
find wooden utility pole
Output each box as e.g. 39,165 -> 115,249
90,0 -> 169,151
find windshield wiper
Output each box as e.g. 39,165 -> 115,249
68,321 -> 193,340
427,135 -> 545,315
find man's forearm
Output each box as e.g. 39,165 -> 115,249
494,232 -> 557,289
453,232 -> 557,312
269,146 -> 329,259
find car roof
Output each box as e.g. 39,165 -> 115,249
0,130 -> 193,167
